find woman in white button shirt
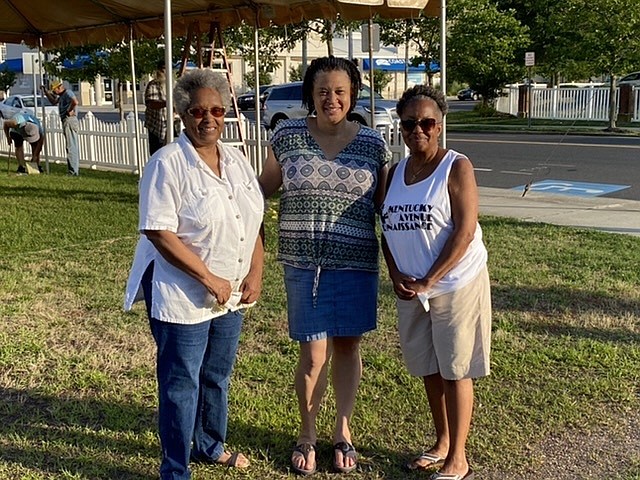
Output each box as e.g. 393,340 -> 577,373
124,68 -> 264,479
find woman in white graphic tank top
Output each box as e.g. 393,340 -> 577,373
381,85 -> 491,480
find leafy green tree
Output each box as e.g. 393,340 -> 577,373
289,64 -> 304,82
546,0 -> 640,129
0,68 -> 17,93
365,70 -> 393,95
244,70 -> 273,89
378,15 -> 441,86
224,23 -> 306,88
448,0 -> 530,104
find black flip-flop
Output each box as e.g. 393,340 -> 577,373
333,441 -> 357,474
291,443 -> 317,476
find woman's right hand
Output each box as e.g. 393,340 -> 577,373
203,273 -> 232,305
390,271 -> 417,300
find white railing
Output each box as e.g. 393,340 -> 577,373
497,85 -> 640,122
0,113 -> 408,175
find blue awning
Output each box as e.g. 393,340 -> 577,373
362,58 -> 440,73
0,58 -> 24,73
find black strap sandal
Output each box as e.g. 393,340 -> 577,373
333,441 -> 357,474
292,443 -> 317,476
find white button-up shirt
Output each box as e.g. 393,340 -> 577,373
124,133 -> 264,324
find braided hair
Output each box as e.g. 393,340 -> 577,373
301,56 -> 361,115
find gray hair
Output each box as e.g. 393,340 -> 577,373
174,68 -> 231,115
396,84 -> 448,118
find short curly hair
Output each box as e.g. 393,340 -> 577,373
301,56 -> 361,115
396,84 -> 448,118
174,68 -> 231,115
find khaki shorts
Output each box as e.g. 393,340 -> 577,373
396,267 -> 492,380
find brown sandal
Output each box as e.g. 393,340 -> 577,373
215,451 -> 250,468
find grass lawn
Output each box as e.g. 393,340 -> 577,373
0,161 -> 639,479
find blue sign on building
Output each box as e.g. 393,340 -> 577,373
361,58 -> 440,73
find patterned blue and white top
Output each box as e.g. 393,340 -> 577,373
270,118 -> 391,272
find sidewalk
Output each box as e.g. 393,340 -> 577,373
479,187 -> 640,237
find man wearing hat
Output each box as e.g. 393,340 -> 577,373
41,80 -> 80,176
144,61 -> 169,155
2,111 -> 44,174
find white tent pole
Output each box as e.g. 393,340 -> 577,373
38,38 -> 50,174
368,16 -> 375,128
129,26 -> 143,178
440,0 -> 447,148
254,17 -> 262,166
165,0 -> 174,145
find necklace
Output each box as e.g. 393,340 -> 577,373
409,157 -> 429,181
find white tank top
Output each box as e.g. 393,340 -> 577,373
381,149 -> 488,298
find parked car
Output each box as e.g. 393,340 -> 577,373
3,94 -> 59,117
457,88 -> 479,101
237,84 -> 273,111
618,71 -> 640,87
261,81 -> 398,130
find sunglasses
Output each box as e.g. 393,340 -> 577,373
186,106 -> 226,119
400,118 -> 440,132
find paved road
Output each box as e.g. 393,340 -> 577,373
447,132 -> 640,201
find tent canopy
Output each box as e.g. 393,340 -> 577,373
0,0 -> 440,48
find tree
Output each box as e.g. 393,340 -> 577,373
244,70 -> 273,89
365,70 -> 393,95
448,0 -> 530,104
224,23 -> 306,88
289,64 -> 304,82
378,16 -> 441,87
546,0 -> 640,129
0,68 -> 17,94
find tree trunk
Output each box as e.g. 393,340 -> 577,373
324,20 -> 334,56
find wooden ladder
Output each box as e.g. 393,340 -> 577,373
179,21 -> 246,155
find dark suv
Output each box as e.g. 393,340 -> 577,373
261,81 -> 398,130
237,84 -> 273,111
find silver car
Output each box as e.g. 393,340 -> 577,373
261,81 -> 397,130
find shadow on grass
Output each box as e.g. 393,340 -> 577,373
0,387 -> 156,479
492,284 -> 640,344
1,184 -> 138,205
0,386 -> 418,479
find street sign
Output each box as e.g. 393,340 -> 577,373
512,180 -> 630,197
361,23 -> 380,52
525,51 -> 535,67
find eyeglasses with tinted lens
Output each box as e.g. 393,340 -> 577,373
400,118 -> 440,132
186,106 -> 226,119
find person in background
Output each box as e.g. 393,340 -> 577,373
259,56 -> 390,476
2,111 -> 44,174
41,80 -> 80,176
380,84 -> 491,480
124,68 -> 264,480
145,60 -> 169,155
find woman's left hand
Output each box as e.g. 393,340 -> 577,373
240,270 -> 262,304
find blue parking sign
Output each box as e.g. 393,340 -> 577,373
513,179 -> 630,197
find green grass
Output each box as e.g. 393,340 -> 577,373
1,161 -> 639,479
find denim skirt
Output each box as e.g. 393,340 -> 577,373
284,265 -> 378,342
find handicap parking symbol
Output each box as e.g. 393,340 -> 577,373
512,179 -> 630,197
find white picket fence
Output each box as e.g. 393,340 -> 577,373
496,85 -> 640,122
0,112 -> 408,175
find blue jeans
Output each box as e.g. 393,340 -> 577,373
62,116 -> 79,175
142,264 -> 243,480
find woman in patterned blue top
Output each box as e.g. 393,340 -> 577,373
259,56 -> 390,476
